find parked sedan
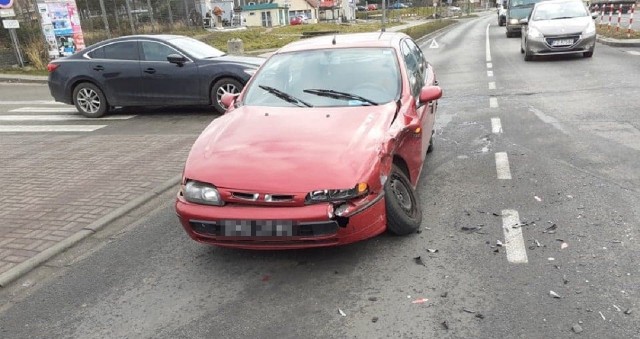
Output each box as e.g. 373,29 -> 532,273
520,0 -> 597,61
175,32 -> 442,249
47,35 -> 264,118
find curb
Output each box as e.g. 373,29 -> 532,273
0,76 -> 48,84
596,36 -> 640,47
0,174 -> 182,288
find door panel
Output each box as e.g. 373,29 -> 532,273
89,41 -> 142,105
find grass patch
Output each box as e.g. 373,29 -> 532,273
400,19 -> 457,40
596,25 -> 640,39
0,67 -> 49,76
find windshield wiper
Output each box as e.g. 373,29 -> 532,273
303,89 -> 378,106
259,85 -> 313,107
550,16 -> 575,20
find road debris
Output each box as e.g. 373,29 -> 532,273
372,317 -> 379,323
624,308 -> 633,315
534,196 -> 542,202
613,305 -> 621,312
561,242 -> 569,250
441,292 -> 448,298
496,240 -> 504,247
414,256 -> 427,267
412,298 -> 429,304
475,313 -> 485,319
368,297 -> 378,301
493,248 -> 500,253
441,321 -> 449,330
563,275 -> 569,285
338,308 -> 346,317
463,308 -> 476,314
461,226 -> 482,232
535,239 -> 542,247
548,257 -> 555,261
572,324 -> 583,333
427,249 -> 439,253
550,291 -> 562,298
599,311 -> 606,321
543,224 -> 558,234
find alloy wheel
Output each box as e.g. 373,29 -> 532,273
76,88 -> 101,114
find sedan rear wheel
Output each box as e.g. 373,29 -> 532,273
385,164 -> 422,235
211,78 -> 243,114
73,82 -> 107,118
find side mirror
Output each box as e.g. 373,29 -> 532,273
419,85 -> 442,103
591,13 -> 598,19
167,54 -> 187,66
220,93 -> 239,110
519,18 -> 528,25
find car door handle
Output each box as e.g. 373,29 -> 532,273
144,68 -> 156,74
93,66 -> 104,71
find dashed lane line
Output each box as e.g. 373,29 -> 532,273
486,23 -> 492,62
491,118 -> 503,134
495,152 -> 512,179
490,97 -> 498,108
487,70 -> 494,77
489,82 -> 496,90
501,210 -> 529,264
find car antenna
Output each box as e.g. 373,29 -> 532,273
332,35 -> 336,45
378,31 -> 384,40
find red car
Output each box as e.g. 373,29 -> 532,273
290,16 -> 303,25
175,32 -> 442,249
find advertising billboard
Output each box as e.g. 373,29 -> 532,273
37,0 -> 85,59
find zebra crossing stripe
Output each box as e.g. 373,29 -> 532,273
9,107 -> 80,113
0,125 -> 107,132
0,115 -> 136,121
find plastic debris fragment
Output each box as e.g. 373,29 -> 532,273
534,196 -> 542,202
338,308 -> 346,317
412,298 -> 429,304
427,249 -> 439,253
550,291 -> 562,298
599,311 -> 606,320
561,242 -> 569,250
414,256 -> 427,266
572,324 -> 583,333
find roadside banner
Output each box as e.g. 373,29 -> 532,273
37,0 -> 86,59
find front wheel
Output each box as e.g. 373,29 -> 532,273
211,78 -> 243,114
73,82 -> 108,118
385,164 -> 422,235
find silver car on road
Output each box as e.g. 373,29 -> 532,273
520,0 -> 597,61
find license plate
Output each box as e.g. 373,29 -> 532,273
551,39 -> 573,46
222,220 -> 294,237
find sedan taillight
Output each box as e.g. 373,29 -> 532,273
47,63 -> 60,72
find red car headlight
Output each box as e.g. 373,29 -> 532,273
306,183 -> 368,203
183,180 -> 224,206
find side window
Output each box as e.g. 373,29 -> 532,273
103,41 -> 139,61
401,40 -> 422,96
141,41 -> 179,62
87,47 -> 105,59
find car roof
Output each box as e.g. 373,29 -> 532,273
274,32 -> 408,54
533,0 -> 584,6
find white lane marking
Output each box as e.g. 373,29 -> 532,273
501,210 -> 529,264
491,118 -> 503,134
486,23 -> 492,62
487,70 -> 494,77
0,115 -> 136,121
0,125 -> 106,132
0,101 -> 63,105
627,51 -> 640,56
487,62 -> 493,69
495,152 -> 512,179
10,107 -> 78,113
529,107 -> 569,135
490,97 -> 498,108
429,39 -> 439,48
489,82 -> 496,90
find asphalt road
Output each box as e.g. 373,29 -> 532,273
1,14 -> 639,338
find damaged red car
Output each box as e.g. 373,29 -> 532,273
175,32 -> 442,249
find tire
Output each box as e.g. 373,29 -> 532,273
385,164 -> 422,235
427,130 -> 434,154
583,49 -> 594,58
211,77 -> 243,114
72,82 -> 108,118
520,46 -> 524,54
524,45 -> 533,61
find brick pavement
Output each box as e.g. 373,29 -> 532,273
0,134 -> 196,275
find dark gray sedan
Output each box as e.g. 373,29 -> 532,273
47,35 -> 264,118
520,0 -> 597,61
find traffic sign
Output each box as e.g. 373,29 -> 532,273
2,19 -> 18,28
0,0 -> 14,10
0,8 -> 14,17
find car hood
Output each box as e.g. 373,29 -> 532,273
212,55 -> 264,68
531,17 -> 591,35
183,103 -> 399,192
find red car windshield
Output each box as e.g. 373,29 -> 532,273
243,47 -> 402,107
